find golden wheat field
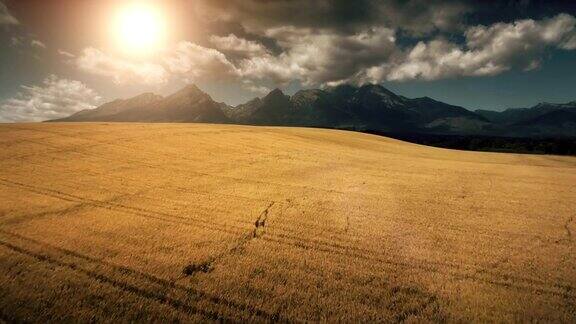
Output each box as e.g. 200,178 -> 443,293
0,123 -> 575,322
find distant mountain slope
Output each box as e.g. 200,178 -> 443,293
409,97 -> 488,123
476,102 -> 576,125
406,97 -> 490,134
53,85 -> 230,124
476,101 -> 576,136
512,109 -> 576,137
226,84 -> 487,133
222,97 -> 260,122
520,109 -> 576,126
54,93 -> 163,122
325,84 -> 415,130
129,85 -> 230,123
52,83 -> 574,138
242,88 -> 294,125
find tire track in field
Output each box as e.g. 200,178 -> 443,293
554,215 -> 574,244
4,127 -> 364,198
4,151 -> 280,230
0,239 -> 228,321
260,235 -> 576,299
180,202 -> 277,277
266,225 -> 572,300
5,149 -> 359,244
0,176 -> 274,233
0,131 -> 162,162
0,179 -> 247,236
7,144 -> 556,248
253,202 -> 274,238
562,215 -> 573,243
4,175 -> 570,299
242,202 -> 552,249
224,199 -> 573,304
0,231 -> 283,322
0,194 -> 131,227
2,178 -> 573,301
1,126 -> 233,168
5,149 -> 370,247
264,227 -> 572,294
8,130 -> 556,247
387,286 -> 446,323
3,141 -> 283,224
3,175 -> 570,298
261,198 -> 570,289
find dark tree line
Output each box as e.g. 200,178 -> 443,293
362,131 -> 576,156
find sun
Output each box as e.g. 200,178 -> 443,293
114,3 -> 166,54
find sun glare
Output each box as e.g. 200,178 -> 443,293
115,4 -> 165,54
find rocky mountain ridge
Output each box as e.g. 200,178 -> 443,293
53,84 -> 576,137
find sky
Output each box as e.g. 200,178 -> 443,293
0,0 -> 576,122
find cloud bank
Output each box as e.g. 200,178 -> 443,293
67,1 -> 576,91
0,75 -> 101,122
231,13 -> 576,85
385,13 -> 576,82
75,48 -> 168,85
195,0 -> 470,36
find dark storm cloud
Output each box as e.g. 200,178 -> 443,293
59,0 -> 576,89
235,26 -> 400,86
196,0 -> 472,36
182,0 -> 472,86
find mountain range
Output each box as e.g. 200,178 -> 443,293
52,84 -> 576,138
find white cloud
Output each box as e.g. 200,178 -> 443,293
58,49 -> 75,58
73,42 -> 239,85
373,13 -> 576,82
241,80 -> 270,95
68,13 -> 576,89
0,2 -> 18,25
234,13 -> 576,85
10,37 -> 48,52
245,84 -> 271,95
0,75 -> 101,122
209,34 -> 269,57
386,39 -> 495,81
237,27 -> 398,86
31,40 -> 46,49
75,48 -> 168,85
164,41 -> 239,82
